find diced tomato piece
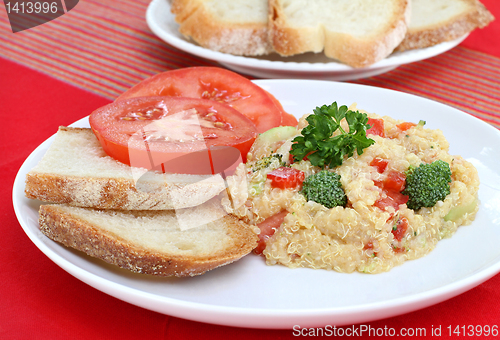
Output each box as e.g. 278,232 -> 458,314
254,210 -> 288,254
397,122 -> 417,131
373,166 -> 408,211
383,170 -> 406,192
372,169 -> 405,192
363,240 -> 378,256
374,189 -> 409,211
367,118 -> 385,137
388,189 -> 409,205
364,241 -> 374,250
374,196 -> 399,211
393,246 -> 406,253
370,157 -> 389,173
267,167 -> 305,189
392,216 -> 409,241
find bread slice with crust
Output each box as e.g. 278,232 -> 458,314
268,0 -> 411,68
396,0 -> 494,52
25,127 -> 226,210
171,0 -> 273,56
38,201 -> 258,277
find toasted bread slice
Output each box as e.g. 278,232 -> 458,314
171,0 -> 273,56
268,0 -> 410,68
25,127 -> 226,210
396,0 -> 494,52
39,202 -> 258,277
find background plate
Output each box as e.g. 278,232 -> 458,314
13,80 -> 500,329
146,0 -> 468,81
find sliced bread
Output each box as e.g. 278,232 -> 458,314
25,127 -> 226,210
396,0 -> 494,52
268,0 -> 411,68
171,0 -> 273,56
38,201 -> 258,277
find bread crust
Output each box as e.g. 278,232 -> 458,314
171,0 -> 273,56
39,204 -> 258,277
396,0 -> 494,52
268,0 -> 411,68
25,127 -> 227,210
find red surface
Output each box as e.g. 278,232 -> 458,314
461,0 -> 500,57
2,1 -> 500,338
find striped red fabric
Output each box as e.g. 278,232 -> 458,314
0,0 -> 218,98
1,0 -> 499,128
353,47 -> 500,128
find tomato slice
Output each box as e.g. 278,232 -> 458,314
117,67 -> 283,133
263,89 -> 298,127
367,118 -> 385,137
89,96 -> 257,175
280,112 -> 299,127
267,167 -> 305,189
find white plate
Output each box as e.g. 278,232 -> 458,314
146,0 -> 468,81
13,80 -> 500,329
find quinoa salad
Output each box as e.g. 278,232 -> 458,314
222,103 -> 480,274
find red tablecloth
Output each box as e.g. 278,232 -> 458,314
1,1 -> 500,339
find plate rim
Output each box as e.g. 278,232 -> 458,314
145,0 -> 468,74
13,79 -> 500,329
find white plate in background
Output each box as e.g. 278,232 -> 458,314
13,80 -> 500,329
146,0 -> 468,81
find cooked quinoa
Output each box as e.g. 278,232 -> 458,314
222,107 -> 480,274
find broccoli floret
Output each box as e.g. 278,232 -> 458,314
301,170 -> 347,208
251,154 -> 285,172
402,160 -> 452,210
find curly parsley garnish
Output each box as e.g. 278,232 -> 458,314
290,102 -> 375,168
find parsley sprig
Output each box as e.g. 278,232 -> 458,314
290,102 -> 375,168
